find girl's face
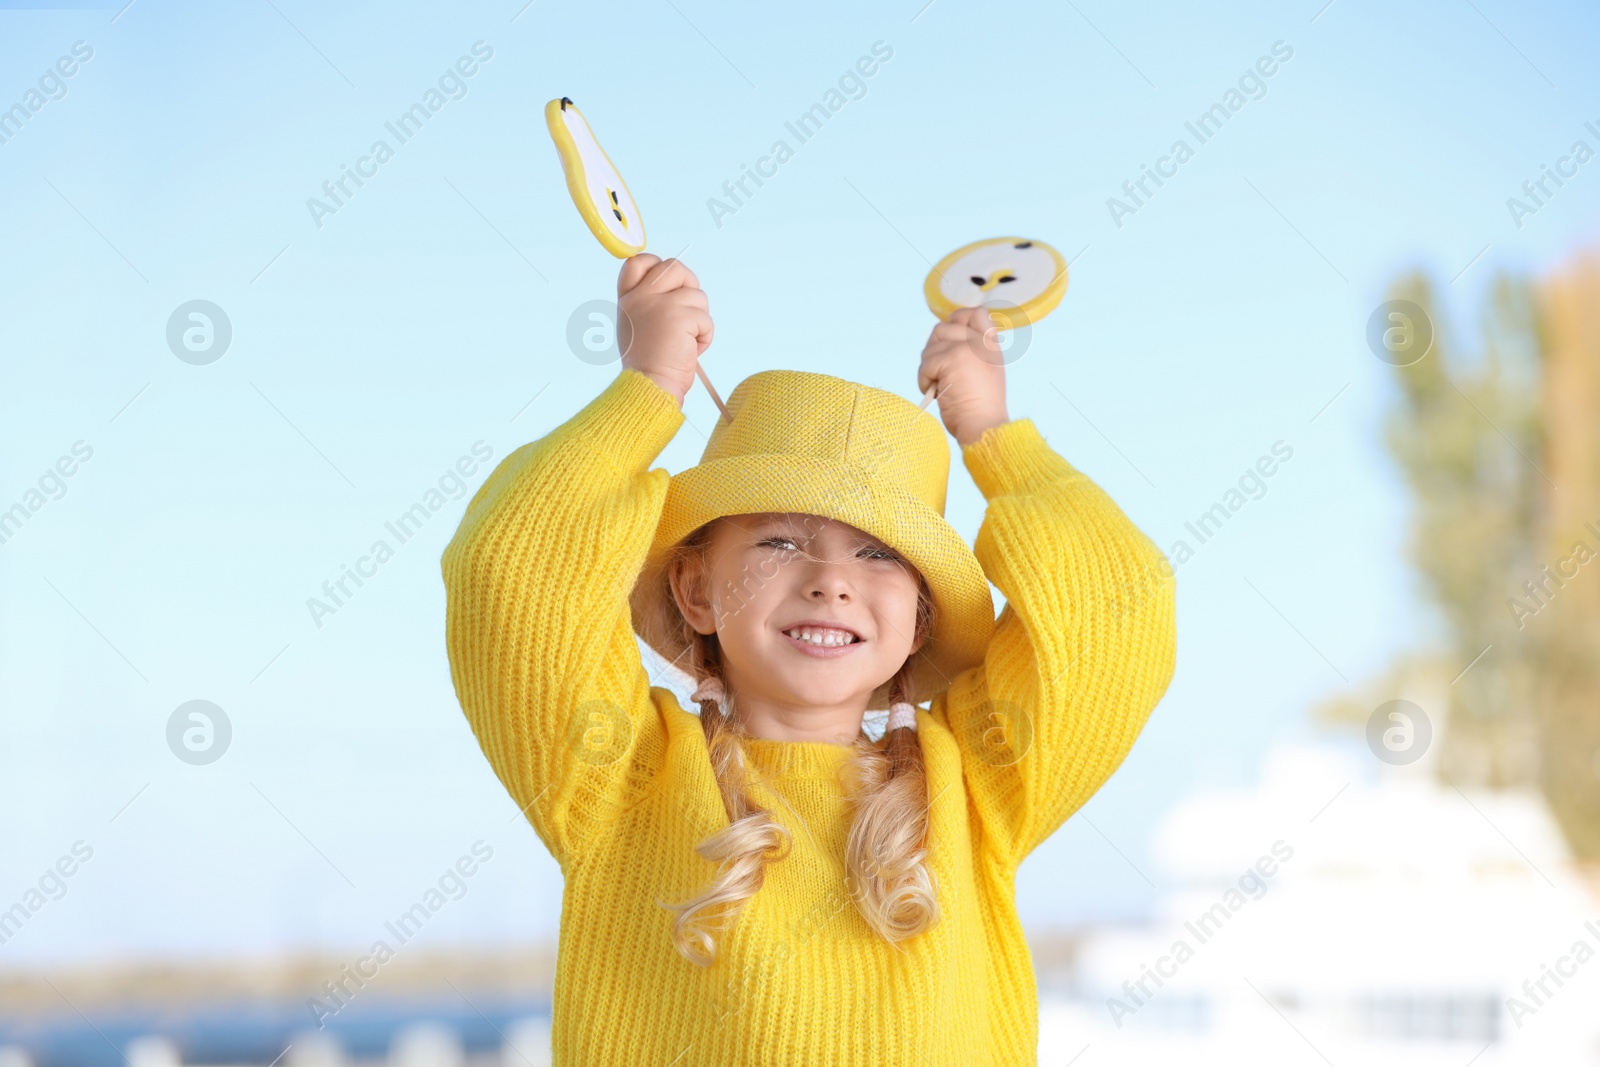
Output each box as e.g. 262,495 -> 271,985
672,512 -> 928,714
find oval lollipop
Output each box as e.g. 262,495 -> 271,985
545,95 -> 731,424
545,96 -> 646,258
923,236 -> 1067,331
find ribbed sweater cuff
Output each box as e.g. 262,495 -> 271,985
571,368 -> 687,474
960,417 -> 1081,499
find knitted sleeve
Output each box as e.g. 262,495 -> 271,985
931,417 -> 1177,869
439,368 -> 686,867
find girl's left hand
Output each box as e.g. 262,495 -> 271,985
917,306 -> 1011,447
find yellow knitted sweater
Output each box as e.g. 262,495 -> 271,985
440,368 -> 1177,1066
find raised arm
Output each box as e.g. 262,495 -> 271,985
441,254 -> 711,866
440,368 -> 686,866
932,417 -> 1177,868
914,307 -> 1175,869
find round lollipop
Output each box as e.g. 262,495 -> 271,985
919,236 -> 1068,410
546,96 -> 729,422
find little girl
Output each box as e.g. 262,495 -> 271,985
440,254 -> 1177,1065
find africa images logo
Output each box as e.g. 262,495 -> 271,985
305,42 -> 494,229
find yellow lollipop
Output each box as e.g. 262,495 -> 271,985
546,96 -> 731,423
920,236 -> 1068,410
924,236 -> 1067,329
545,96 -> 646,259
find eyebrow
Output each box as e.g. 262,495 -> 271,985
747,514 -> 816,533
735,515 -> 796,536
746,516 -> 894,551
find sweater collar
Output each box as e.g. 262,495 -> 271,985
740,735 -> 860,779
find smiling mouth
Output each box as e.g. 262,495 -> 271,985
774,627 -> 864,659
781,625 -> 863,647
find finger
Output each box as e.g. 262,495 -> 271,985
921,344 -> 969,370
618,253 -> 661,297
948,305 -> 994,327
951,305 -> 999,339
670,287 -> 709,312
917,350 -> 953,396
643,257 -> 700,294
931,321 -> 975,344
689,307 -> 714,353
949,306 -> 1000,348
929,327 -> 991,366
953,307 -> 1001,354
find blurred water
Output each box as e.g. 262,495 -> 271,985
0,999 -> 550,1067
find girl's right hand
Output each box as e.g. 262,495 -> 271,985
617,254 -> 713,406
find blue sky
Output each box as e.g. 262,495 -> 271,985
2,0 -> 1598,967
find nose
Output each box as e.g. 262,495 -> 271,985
805,560 -> 854,603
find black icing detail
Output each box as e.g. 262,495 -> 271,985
610,189 -> 619,204
613,208 -> 624,221
998,275 -> 1016,283
1014,240 -> 1032,248
969,275 -> 985,286
560,97 -> 573,109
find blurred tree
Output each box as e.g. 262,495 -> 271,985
1529,255 -> 1600,860
1377,255 -> 1600,859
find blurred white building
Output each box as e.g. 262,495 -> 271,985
1041,741 -> 1600,1065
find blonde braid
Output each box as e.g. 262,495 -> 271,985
655,629 -> 793,967
841,651 -> 941,944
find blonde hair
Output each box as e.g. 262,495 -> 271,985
649,519 -> 941,966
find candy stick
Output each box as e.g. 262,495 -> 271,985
697,364 -> 731,423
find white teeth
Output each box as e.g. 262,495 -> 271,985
785,626 -> 858,647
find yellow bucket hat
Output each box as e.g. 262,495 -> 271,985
629,369 -> 996,707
